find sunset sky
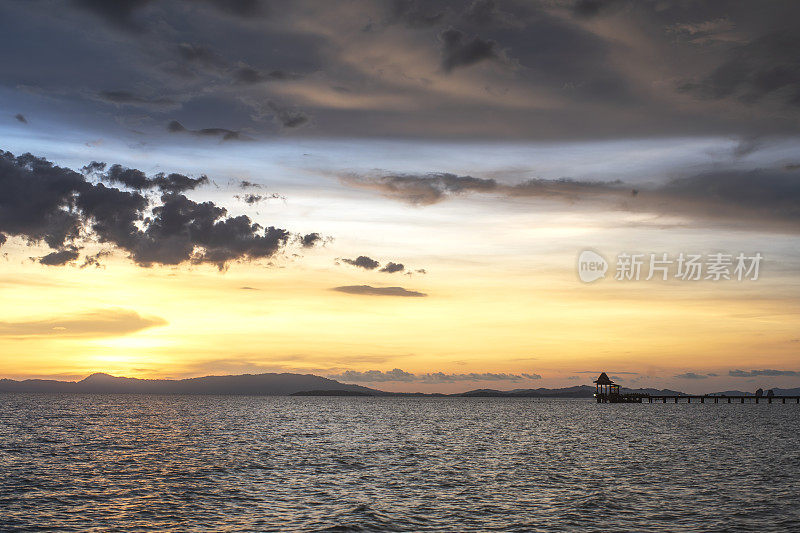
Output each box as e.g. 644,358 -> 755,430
1,0 -> 799,393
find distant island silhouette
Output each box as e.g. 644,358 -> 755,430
3,372 -> 796,397
291,389 -> 374,396
0,372 -> 376,396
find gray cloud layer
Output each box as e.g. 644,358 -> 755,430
340,168 -> 800,231
329,368 -> 541,383
3,1 -> 800,140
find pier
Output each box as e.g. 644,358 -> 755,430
593,373 -> 800,404
645,395 -> 800,404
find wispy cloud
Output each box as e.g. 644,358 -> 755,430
0,309 -> 166,338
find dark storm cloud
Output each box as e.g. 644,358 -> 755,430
130,193 -> 291,268
233,67 -> 300,84
237,193 -> 265,204
167,120 -> 246,141
177,42 -> 228,70
37,248 -> 80,266
0,308 -> 166,337
73,0 -> 266,31
679,30 -> 800,107
80,249 -> 112,269
300,232 -> 322,247
99,164 -> 150,189
660,168 -> 800,222
387,0 -> 445,29
461,0 -> 515,28
5,1 -> 800,141
0,149 -> 305,270
96,90 -> 176,109
14,114 -> 27,124
729,369 -> 800,377
0,151 -> 86,249
341,255 -> 380,270
72,0 -> 154,30
439,28 -> 499,72
233,66 -> 264,83
380,261 -> 404,273
84,162 -> 210,193
572,0 -> 625,19
235,192 -> 284,204
266,102 -> 309,129
328,368 -> 538,382
175,41 -> 302,86
150,173 -> 210,193
332,285 -> 427,297
205,0 -> 266,17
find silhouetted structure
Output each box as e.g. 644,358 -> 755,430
594,372 -> 618,399
593,373 -> 643,403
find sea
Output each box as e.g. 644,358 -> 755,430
1,394 -> 798,532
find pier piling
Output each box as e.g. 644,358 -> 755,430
638,394 -> 800,404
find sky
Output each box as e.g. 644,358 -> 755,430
1,0 -> 799,393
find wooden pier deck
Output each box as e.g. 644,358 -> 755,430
592,374 -> 800,404
645,395 -> 800,404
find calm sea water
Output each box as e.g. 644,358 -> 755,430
1,395 -> 798,532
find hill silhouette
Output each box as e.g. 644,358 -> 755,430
0,372 -> 736,397
0,372 -> 382,396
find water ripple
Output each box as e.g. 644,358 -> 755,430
1,395 -> 799,531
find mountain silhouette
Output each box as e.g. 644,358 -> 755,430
0,372 -> 710,397
0,372 -> 382,395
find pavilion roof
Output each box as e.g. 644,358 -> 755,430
594,372 -> 615,385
